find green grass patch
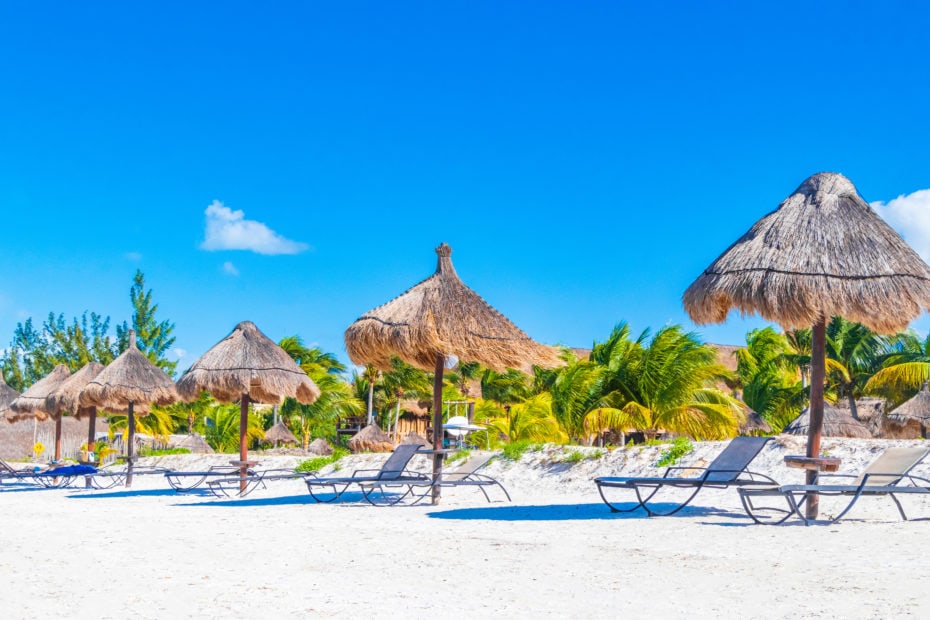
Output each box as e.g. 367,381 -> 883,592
446,449 -> 471,465
138,447 -> 191,457
656,437 -> 694,467
501,440 -> 538,461
296,447 -> 349,473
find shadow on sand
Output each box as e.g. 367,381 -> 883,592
68,488 -> 209,499
427,502 -> 742,522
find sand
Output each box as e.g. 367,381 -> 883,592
2,437 -> 929,619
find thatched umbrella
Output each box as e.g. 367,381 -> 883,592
684,172 -> 930,518
345,243 -> 562,503
884,382 -> 930,439
81,331 -> 178,486
9,365 -> 72,460
739,409 -> 772,435
0,375 -> 20,421
783,404 -> 872,439
263,421 -> 299,447
307,438 -> 334,456
347,423 -> 394,453
46,362 -> 105,464
176,321 -> 320,490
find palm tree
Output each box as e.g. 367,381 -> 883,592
581,325 -> 743,440
480,368 -> 532,407
473,393 -> 566,444
824,317 -> 889,420
735,327 -> 806,432
199,403 -> 265,452
380,357 -> 431,439
278,336 -> 346,376
865,331 -> 930,405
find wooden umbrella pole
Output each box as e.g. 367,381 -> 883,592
240,393 -> 250,493
86,406 -> 97,487
126,402 -> 136,488
54,415 -> 62,461
431,354 -> 445,505
805,316 -> 827,520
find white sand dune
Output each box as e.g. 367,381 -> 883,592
2,437 -> 929,618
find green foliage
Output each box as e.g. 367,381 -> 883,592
656,437 -> 694,467
2,312 -> 118,389
138,447 -> 191,456
737,327 -> 806,432
500,440 -> 543,461
562,450 -> 587,464
474,394 -> 567,446
116,270 -> 177,376
200,404 -> 266,452
446,449 -> 471,465
296,447 -> 349,473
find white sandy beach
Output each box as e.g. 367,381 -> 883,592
2,437 -> 930,619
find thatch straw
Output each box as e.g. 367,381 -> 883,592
344,243 -> 563,372
263,421 -> 299,445
307,438 -> 334,455
0,375 -> 20,420
347,424 -> 394,453
7,365 -> 72,422
80,333 -> 178,414
172,433 -> 214,454
739,409 -> 772,435
883,383 -> 930,438
782,404 -> 872,439
46,362 -> 105,419
683,172 -> 930,333
176,321 -> 320,404
399,431 -> 431,447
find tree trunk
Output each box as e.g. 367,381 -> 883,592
240,394 -> 249,493
54,415 -> 62,461
367,381 -> 374,426
126,402 -> 136,487
846,391 -> 859,421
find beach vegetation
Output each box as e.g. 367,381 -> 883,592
656,437 -> 694,467
296,447 -> 349,473
115,270 -> 178,376
139,447 -> 191,456
474,394 -> 567,446
865,331 -> 930,406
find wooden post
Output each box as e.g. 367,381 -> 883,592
240,394 -> 250,493
805,317 -> 827,520
431,354 -> 445,505
86,406 -> 97,488
54,415 -> 62,461
126,401 -> 136,487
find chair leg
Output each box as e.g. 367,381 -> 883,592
889,493 -> 909,521
634,484 -> 703,517
596,483 -> 659,513
739,492 -> 795,525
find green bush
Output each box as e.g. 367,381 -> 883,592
656,437 -> 694,467
501,440 -> 532,461
296,447 -> 349,473
139,447 -> 191,457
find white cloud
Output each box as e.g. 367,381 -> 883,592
872,189 -> 930,261
125,252 -> 143,261
222,261 -> 240,276
200,200 -> 309,255
172,348 -> 187,359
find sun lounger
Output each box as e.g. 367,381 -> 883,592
0,459 -> 36,484
304,444 -> 429,505
594,436 -> 777,516
165,465 -> 256,492
740,446 -> 930,525
409,452 -> 510,503
89,465 -> 173,489
206,468 -> 305,498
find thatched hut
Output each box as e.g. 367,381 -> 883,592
176,321 -> 320,489
347,423 -> 394,453
344,243 -> 562,503
46,362 -> 105,475
263,421 -> 299,446
307,438 -> 334,456
883,383 -> 930,439
683,172 -> 930,517
739,409 -> 772,435
399,431 -> 431,448
0,375 -> 19,418
8,365 -> 72,460
783,405 -> 872,439
81,331 -> 178,486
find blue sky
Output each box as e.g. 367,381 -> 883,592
2,2 -> 930,371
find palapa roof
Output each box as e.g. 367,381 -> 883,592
80,331 -> 178,416
887,383 -> 930,424
0,375 -> 20,419
739,409 -> 772,434
263,421 -> 299,444
782,404 -> 872,439
345,243 -> 563,372
176,321 -> 320,404
347,423 -> 394,453
46,362 -> 105,420
7,364 -> 72,422
684,172 -> 930,332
